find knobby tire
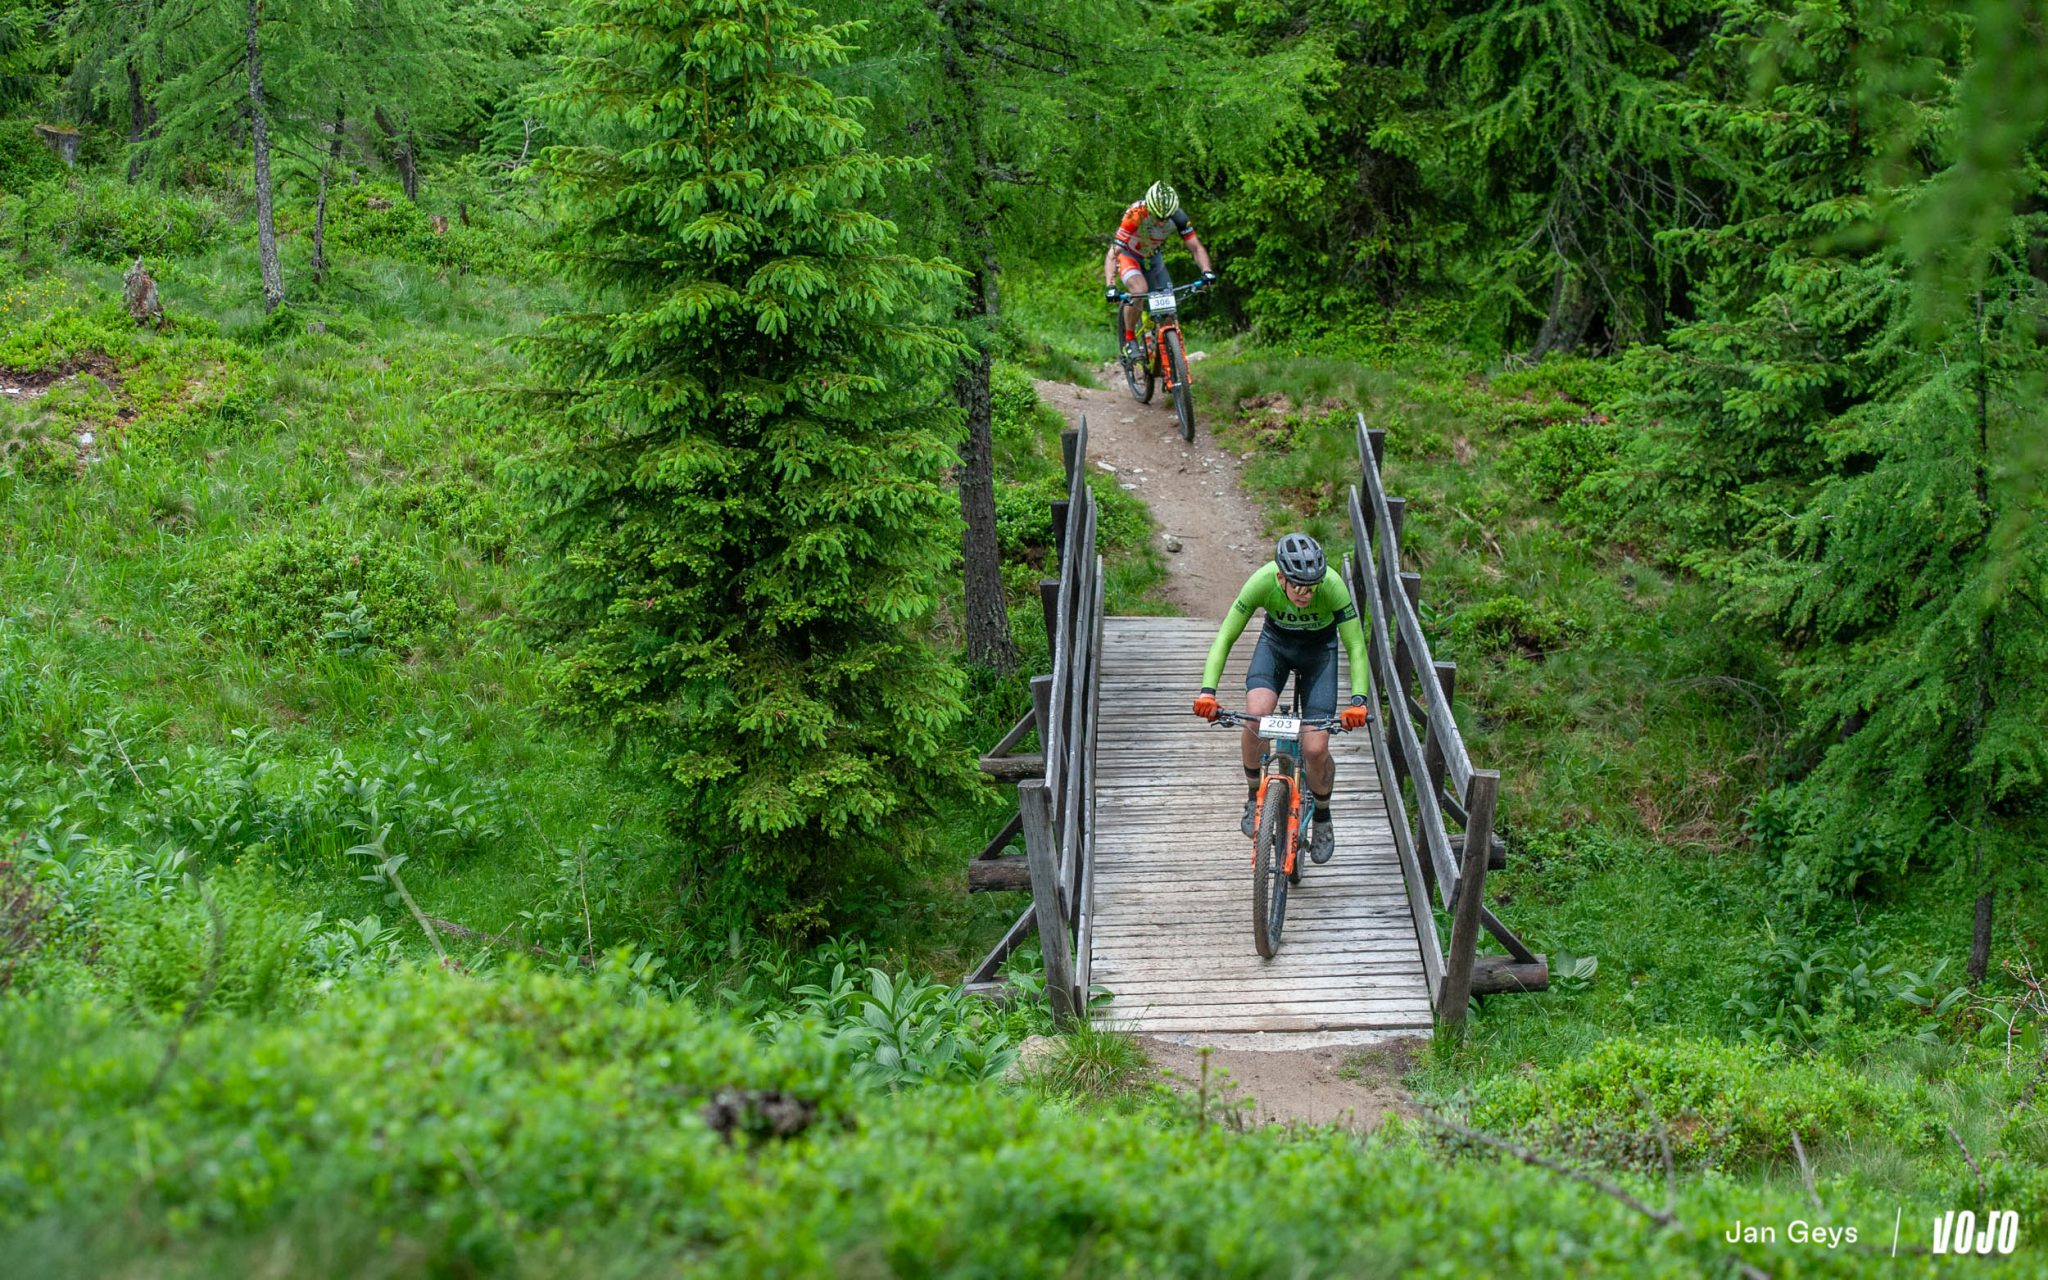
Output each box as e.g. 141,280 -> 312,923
1165,328 -> 1195,442
1125,324 -> 1155,404
1252,779 -> 1291,959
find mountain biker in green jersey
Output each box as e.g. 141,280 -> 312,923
1192,533 -> 1371,864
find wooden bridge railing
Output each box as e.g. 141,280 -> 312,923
1349,416 -> 1548,1025
964,418 -> 1101,1023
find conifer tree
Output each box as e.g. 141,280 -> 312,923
1626,0 -> 2047,976
523,0 -> 979,927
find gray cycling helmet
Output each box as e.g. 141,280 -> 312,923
1275,533 -> 1325,585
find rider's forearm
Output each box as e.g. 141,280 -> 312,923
1103,244 -> 1120,288
1189,235 -> 1214,275
1339,613 -> 1370,700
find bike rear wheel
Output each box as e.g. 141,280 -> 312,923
1165,328 -> 1195,442
1252,779 -> 1291,959
1124,321 -> 1155,404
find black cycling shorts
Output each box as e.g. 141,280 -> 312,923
1245,623 -> 1339,719
1115,250 -> 1174,295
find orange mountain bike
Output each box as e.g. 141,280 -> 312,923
1115,278 -> 1208,442
1210,690 -> 1355,959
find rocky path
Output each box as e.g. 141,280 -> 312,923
1033,370 -> 1266,618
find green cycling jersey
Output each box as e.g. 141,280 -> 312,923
1201,566 -> 1370,699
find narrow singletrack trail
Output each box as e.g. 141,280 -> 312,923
1034,367 -> 1265,617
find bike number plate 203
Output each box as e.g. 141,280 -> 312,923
1148,292 -> 1177,315
1259,715 -> 1301,737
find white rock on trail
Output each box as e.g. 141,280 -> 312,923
1119,482 -> 1138,490
1096,461 -> 1117,474
1164,535 -> 1183,553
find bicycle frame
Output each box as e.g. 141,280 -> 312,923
1213,694 -> 1343,878
1122,281 -> 1205,391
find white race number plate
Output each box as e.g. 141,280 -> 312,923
1148,292 -> 1177,314
1259,715 -> 1302,737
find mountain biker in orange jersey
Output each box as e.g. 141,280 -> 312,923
1103,181 -> 1215,364
1192,534 -> 1371,864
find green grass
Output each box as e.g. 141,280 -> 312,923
1195,329 -> 2048,1218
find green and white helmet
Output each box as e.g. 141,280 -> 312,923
1144,181 -> 1180,219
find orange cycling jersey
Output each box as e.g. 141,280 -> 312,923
1113,201 -> 1196,265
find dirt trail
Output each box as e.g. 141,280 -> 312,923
1033,366 -> 1420,1129
1141,1035 -> 1422,1133
1034,369 -> 1266,618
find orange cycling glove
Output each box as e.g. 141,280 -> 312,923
1340,697 -> 1370,731
1192,691 -> 1220,721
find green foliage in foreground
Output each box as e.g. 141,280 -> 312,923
0,967 -> 1942,1278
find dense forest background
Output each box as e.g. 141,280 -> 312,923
1,0 -> 2044,1272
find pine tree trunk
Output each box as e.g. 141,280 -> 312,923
956,347 -> 1018,670
936,0 -> 1015,671
1531,265 -> 1596,360
245,0 -> 284,313
373,106 -> 420,202
1969,887 -> 1994,984
124,60 -> 154,183
312,107 -> 345,288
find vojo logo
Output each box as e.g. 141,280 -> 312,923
1932,1209 -> 2020,1256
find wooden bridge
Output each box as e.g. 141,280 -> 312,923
966,417 -> 1547,1036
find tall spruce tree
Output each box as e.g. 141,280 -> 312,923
524,0 -> 979,928
1626,0 -> 2047,977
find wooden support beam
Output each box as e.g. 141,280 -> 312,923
983,708 -> 1036,761
1060,426 -> 1080,480
971,812 -> 1023,862
1469,954 -> 1549,995
1450,831 -> 1507,871
964,905 -> 1036,987
1038,578 -> 1061,651
977,753 -> 1046,781
967,856 -> 1032,893
1437,770 -> 1499,1028
1020,780 -> 1077,1024
1050,500 -> 1070,570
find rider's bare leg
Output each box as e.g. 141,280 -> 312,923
1120,265 -> 1149,339
1301,730 -> 1334,796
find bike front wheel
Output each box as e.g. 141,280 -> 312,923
1252,779 -> 1291,959
1164,327 -> 1195,442
1124,325 -> 1155,404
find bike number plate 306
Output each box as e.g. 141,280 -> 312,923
1259,715 -> 1301,737
1148,293 -> 1177,314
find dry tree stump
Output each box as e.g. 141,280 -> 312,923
123,257 -> 164,329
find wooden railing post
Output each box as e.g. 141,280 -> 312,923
1019,779 -> 1077,1025
1417,661 -> 1456,901
1437,770 -> 1498,1029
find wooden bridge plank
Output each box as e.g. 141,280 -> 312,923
1082,616 -> 1434,1034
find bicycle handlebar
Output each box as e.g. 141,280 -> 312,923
1207,708 -> 1353,735
1113,279 -> 1212,305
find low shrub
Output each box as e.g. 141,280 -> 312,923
0,121 -> 66,187
1509,414 -> 1628,503
1468,1035 -> 1928,1172
94,867 -> 309,1018
316,182 -> 528,277
19,177 -> 227,263
356,475 -> 516,560
1446,594 -> 1579,659
197,525 -> 455,655
993,469 -> 1150,568
0,968 -> 1862,1277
